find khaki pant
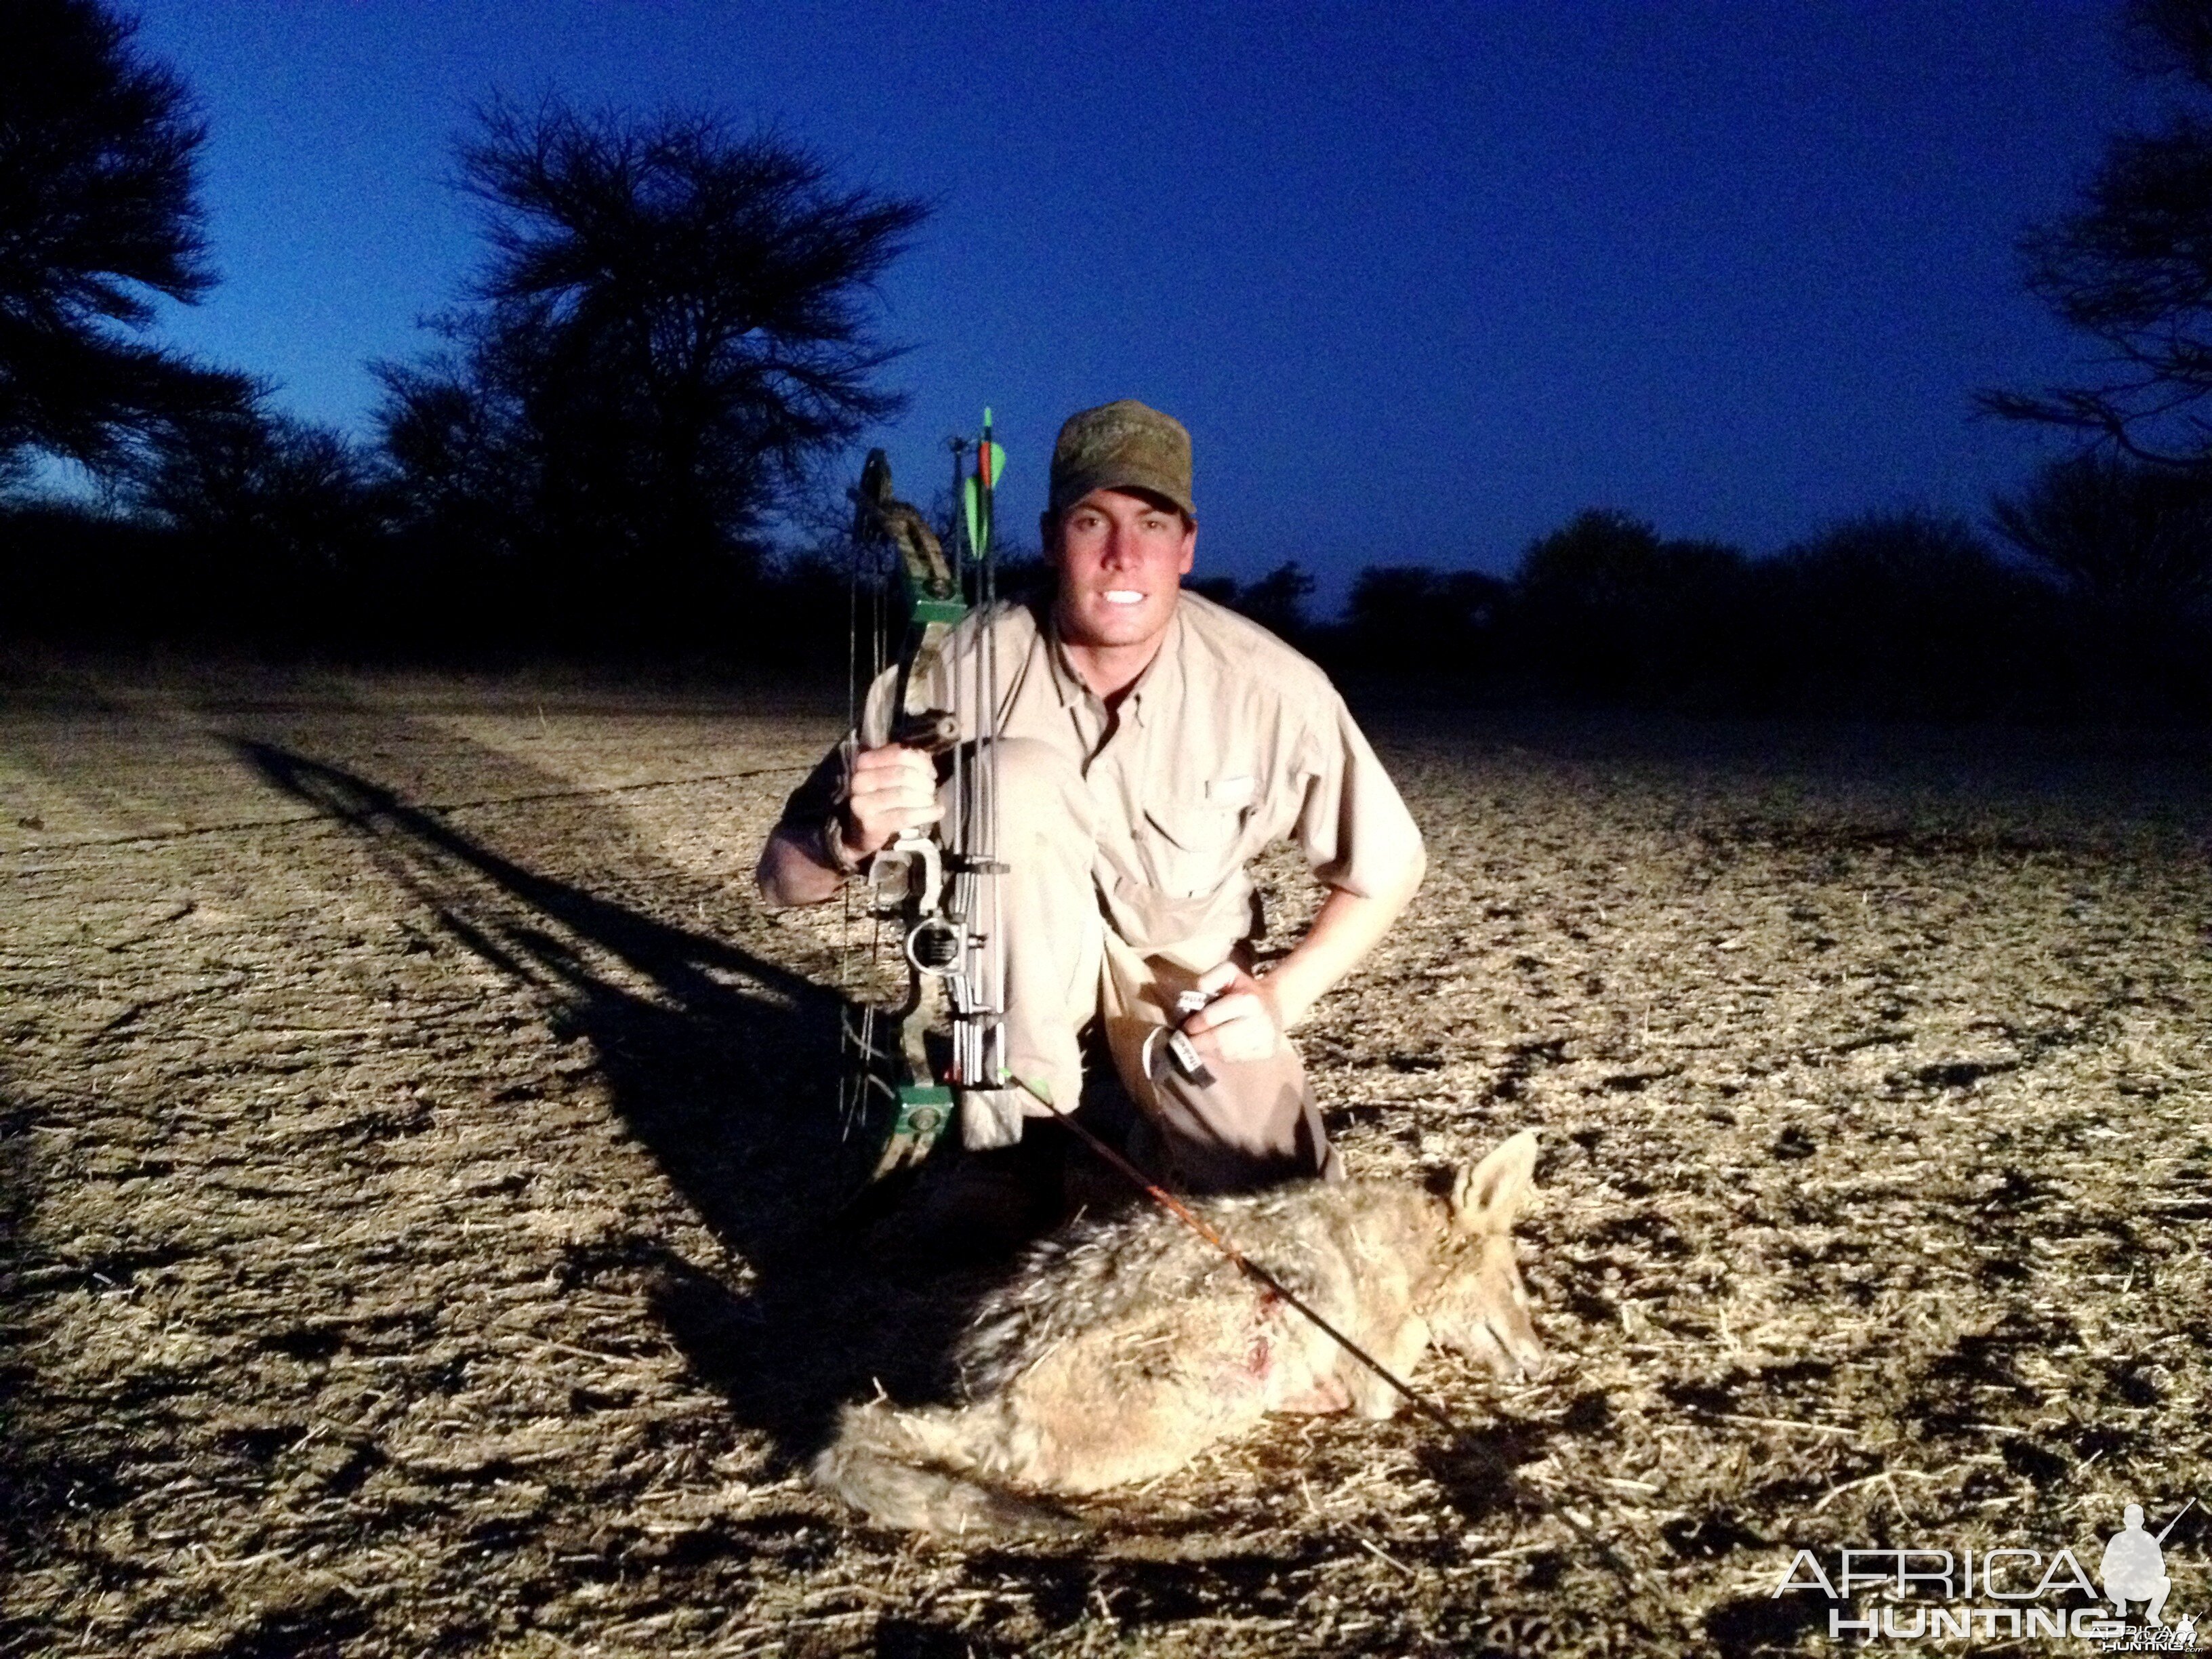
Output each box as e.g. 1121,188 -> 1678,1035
958,738 -> 1339,1192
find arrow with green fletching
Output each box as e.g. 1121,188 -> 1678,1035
962,406 -> 1005,564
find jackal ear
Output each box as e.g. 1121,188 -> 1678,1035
1451,1130 -> 1538,1233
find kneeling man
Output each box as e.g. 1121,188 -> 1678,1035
2102,1504 -> 2173,1625
757,400 -> 1425,1191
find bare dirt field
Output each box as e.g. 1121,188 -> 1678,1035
3,657 -> 2209,1658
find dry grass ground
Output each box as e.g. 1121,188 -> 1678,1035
2,657 -> 2208,1657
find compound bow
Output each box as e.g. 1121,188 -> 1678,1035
839,413 -> 1012,1180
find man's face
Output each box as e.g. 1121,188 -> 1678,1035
1046,487 -> 1196,651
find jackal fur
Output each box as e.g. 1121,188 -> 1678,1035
816,1130 -> 1542,1533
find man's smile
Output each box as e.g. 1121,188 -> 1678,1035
1104,590 -> 1145,605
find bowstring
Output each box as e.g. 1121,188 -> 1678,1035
979,461 -> 1005,1086
838,520 -> 862,1137
839,525 -> 895,1141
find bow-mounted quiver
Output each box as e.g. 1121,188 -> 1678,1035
840,421 -> 1010,1182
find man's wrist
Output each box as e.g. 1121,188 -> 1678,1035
1258,971 -> 1309,1033
819,811 -> 870,878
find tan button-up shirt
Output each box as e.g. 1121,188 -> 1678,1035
781,592 -> 1425,968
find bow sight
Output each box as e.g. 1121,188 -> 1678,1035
840,413 -> 1010,1181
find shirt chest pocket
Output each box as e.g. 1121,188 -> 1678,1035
1139,784 -> 1250,899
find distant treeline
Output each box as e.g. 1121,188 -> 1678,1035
7,1 -> 2209,720
6,448 -> 2209,720
1302,462 -> 2212,720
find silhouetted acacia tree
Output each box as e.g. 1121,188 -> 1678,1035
1982,0 -> 2212,465
375,99 -> 929,640
0,0 -> 249,478
375,348 -> 531,559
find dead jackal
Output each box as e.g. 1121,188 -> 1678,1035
816,1130 -> 1542,1533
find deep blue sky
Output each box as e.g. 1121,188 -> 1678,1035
130,1 -> 2165,602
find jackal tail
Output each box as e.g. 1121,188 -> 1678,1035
814,1399 -> 1078,1537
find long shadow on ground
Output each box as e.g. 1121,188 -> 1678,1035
231,737 -> 1015,1462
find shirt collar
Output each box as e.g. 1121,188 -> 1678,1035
1045,602 -> 1184,726
1044,615 -> 1087,710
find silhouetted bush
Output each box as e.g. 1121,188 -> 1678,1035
1736,510 -> 2051,718
125,405 -> 388,642
1177,562 -> 1318,647
1333,565 -> 1507,684
0,499 -> 174,640
1991,453 -> 2212,714
1233,562 -> 1317,643
1315,497 -> 2208,720
1504,509 -> 1751,705
1992,451 -> 2212,617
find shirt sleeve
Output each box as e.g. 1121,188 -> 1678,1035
769,661 -> 903,838
1293,693 -> 1425,897
773,734 -> 855,838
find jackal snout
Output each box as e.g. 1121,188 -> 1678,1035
1436,1128 -> 1545,1378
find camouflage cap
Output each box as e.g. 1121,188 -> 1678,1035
1048,399 -> 1195,520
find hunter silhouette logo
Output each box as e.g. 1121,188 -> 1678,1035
2103,1502 -> 2186,1626
1771,1497 -> 2199,1646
